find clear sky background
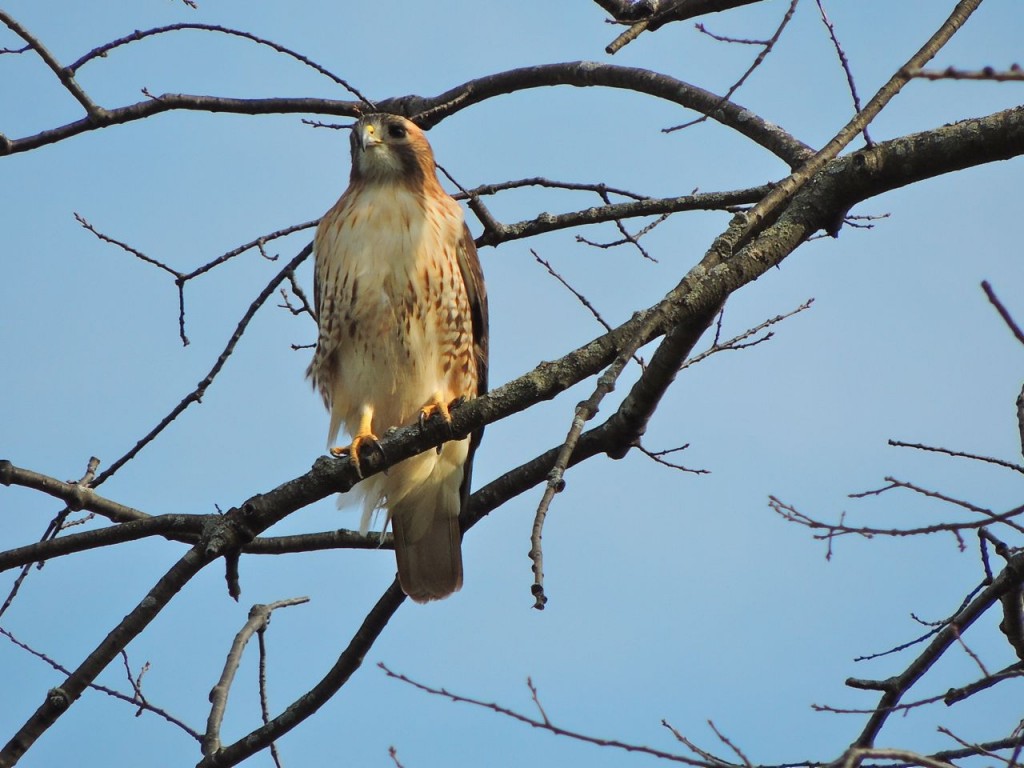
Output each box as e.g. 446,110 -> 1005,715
1,2 -> 1022,766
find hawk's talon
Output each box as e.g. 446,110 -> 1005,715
330,432 -> 382,479
418,396 -> 454,434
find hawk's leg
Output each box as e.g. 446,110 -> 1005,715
330,404 -> 381,479
418,393 -> 457,454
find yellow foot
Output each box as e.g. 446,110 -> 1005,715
330,405 -> 380,478
330,432 -> 381,478
415,399 -> 452,430
419,394 -> 460,454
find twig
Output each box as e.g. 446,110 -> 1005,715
455,176 -> 650,201
77,214 -> 316,345
662,719 -> 739,767
279,271 -> 316,321
982,280 -> 1024,345
914,64 -> 1024,82
815,0 -> 871,145
680,299 -> 813,371
68,23 -> 372,104
258,624 -> 283,768
434,163 -> 508,246
529,306 -> 666,608
943,662 -> 1024,705
378,663 -> 709,765
603,0 -> 764,55
849,546 -> 1024,749
576,213 -> 670,261
707,721 -> 753,768
475,185 -> 769,248
840,747 -> 956,768
951,626 -> 990,677
936,727 -> 1008,765
0,626 -> 200,740
637,443 -> 710,475
530,249 -> 613,334
203,597 -> 310,756
888,439 -> 1024,475
770,495 -> 1024,543
88,244 -> 313,488
665,0 -> 799,133
730,0 -> 985,251
0,11 -> 106,118
853,581 -> 987,663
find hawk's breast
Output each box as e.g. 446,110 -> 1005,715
312,183 -> 477,442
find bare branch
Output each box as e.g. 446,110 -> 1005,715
0,626 -> 200,741
841,747 -> 956,768
474,185 -> 770,248
981,280 -> 1024,346
731,0 -> 985,250
530,250 -> 614,334
602,0 -> 763,55
888,438 -> 1024,475
529,307 -> 662,608
67,24 -> 372,104
88,244 -> 313,488
0,11 -> 106,118
204,598 -> 309,756
914,64 -> 1024,82
637,443 -> 709,474
666,0 -> 799,133
455,176 -> 651,202
2,63 -> 815,168
943,663 -> 1024,705
680,299 -> 813,371
848,547 -> 1024,749
379,663 -> 711,766
815,0 -> 871,145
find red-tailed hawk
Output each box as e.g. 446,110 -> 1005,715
308,113 -> 488,603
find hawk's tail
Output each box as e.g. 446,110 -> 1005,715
392,503 -> 463,603
388,438 -> 467,603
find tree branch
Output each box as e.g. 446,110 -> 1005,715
1,62 -> 813,168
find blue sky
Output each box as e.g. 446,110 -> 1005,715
1,2 -> 1022,766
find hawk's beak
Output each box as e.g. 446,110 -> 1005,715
356,123 -> 383,152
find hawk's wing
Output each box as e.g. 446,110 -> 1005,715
457,222 -> 488,399
456,222 -> 488,520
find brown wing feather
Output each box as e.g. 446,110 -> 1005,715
455,222 -> 488,522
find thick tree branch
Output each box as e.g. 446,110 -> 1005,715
1,62 -> 812,168
474,184 -> 769,247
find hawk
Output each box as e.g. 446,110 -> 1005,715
307,113 -> 488,603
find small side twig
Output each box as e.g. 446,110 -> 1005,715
815,0 -> 871,145
665,0 -> 799,134
203,597 -> 310,756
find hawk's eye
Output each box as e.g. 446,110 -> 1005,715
387,123 -> 407,139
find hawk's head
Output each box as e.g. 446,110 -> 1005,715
349,113 -> 434,186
